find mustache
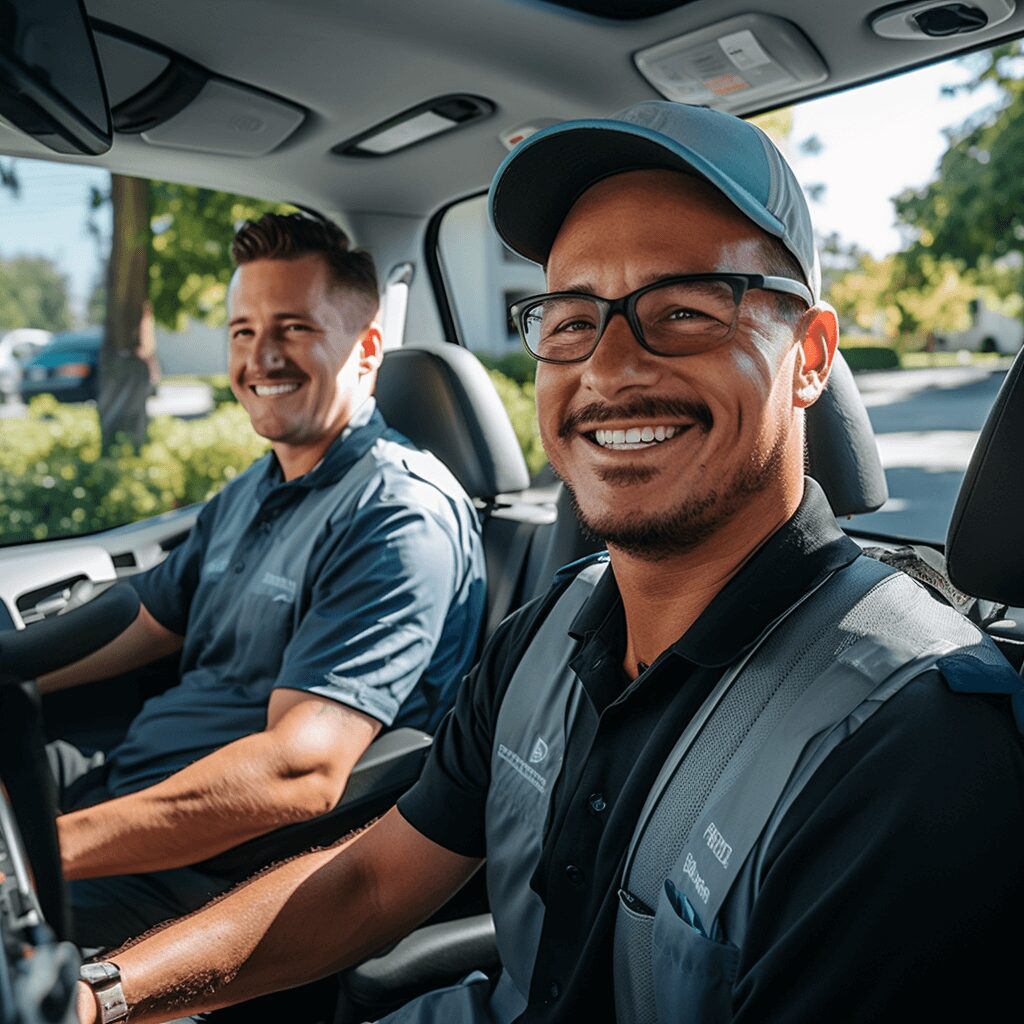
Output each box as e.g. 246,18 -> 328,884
559,397 -> 713,439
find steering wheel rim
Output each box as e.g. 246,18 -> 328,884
0,681 -> 69,940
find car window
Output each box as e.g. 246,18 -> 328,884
0,162 -> 297,545
435,194 -> 547,478
435,41 -> 1023,541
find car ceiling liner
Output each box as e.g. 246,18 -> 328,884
92,21 -> 306,157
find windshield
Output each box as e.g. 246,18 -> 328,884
0,163 -> 296,545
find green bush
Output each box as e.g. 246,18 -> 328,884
0,397 -> 267,543
477,351 -> 536,386
839,345 -> 901,371
0,371 -> 547,545
486,370 -> 546,477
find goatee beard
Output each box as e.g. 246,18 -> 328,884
558,434 -> 788,563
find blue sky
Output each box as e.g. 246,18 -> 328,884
0,53 -> 1003,320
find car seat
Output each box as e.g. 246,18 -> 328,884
946,346 -> 1024,671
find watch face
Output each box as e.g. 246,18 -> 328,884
81,961 -> 120,983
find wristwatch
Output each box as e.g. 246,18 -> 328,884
80,961 -> 129,1023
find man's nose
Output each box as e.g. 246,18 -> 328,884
580,311 -> 662,398
250,329 -> 286,371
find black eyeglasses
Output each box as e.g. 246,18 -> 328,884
509,273 -> 813,364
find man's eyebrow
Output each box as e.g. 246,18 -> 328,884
554,271 -> 713,295
228,311 -> 316,326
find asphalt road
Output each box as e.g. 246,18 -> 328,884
846,365 -> 1008,544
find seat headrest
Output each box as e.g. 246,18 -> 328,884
376,344 -> 531,498
805,351 -> 888,517
947,351 -> 1024,605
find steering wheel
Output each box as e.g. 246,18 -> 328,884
0,582 -> 141,941
0,682 -> 68,942
0,778 -> 79,1024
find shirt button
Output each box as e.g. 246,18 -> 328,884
588,793 -> 607,814
233,563 -> 245,574
565,864 -> 585,885
548,981 -> 560,1001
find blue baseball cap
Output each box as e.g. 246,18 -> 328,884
488,101 -> 821,302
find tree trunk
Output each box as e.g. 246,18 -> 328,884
99,174 -> 151,452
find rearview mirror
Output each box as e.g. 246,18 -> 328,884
0,0 -> 112,155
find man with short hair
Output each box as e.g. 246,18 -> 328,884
42,213 -> 485,949
76,106 -> 1023,1024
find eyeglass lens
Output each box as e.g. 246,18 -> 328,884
521,279 -> 739,361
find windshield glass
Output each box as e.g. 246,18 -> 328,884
0,162 -> 296,545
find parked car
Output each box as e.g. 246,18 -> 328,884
0,328 -> 51,401
19,327 -> 102,404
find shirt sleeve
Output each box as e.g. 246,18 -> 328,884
272,497 -> 462,727
397,589 -> 561,858
127,501 -> 214,635
732,669 -> 1024,1022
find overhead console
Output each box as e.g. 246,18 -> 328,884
92,22 -> 306,157
633,13 -> 828,113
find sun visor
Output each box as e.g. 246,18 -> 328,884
93,24 -> 305,157
139,79 -> 305,157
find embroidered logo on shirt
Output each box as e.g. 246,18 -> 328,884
703,822 -> 733,869
497,743 -> 547,794
529,736 -> 549,764
255,572 -> 298,605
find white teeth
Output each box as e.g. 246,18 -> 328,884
253,382 -> 300,396
592,425 -> 683,449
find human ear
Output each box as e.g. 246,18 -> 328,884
792,303 -> 838,409
357,321 -> 383,377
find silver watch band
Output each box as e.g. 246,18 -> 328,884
80,961 -> 129,1024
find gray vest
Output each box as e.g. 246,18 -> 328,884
385,553 -> 1009,1024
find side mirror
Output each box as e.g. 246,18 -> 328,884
0,0 -> 112,155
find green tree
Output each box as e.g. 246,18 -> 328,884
0,256 -> 72,332
147,183 -> 293,331
90,178 -> 292,449
895,43 -> 1024,280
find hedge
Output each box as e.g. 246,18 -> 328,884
0,396 -> 269,543
838,345 -> 901,371
0,369 -> 546,545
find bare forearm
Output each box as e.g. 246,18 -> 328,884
110,810 -> 479,1024
39,605 -> 181,694
59,731 -> 329,879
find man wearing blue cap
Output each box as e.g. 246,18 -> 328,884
77,103 -> 1024,1024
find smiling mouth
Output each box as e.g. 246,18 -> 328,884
585,423 -> 692,451
251,382 -> 301,397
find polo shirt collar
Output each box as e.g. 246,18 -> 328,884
568,478 -> 862,669
257,398 -> 387,498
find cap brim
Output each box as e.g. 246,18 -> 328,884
489,119 -> 785,266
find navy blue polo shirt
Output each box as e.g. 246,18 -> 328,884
105,400 -> 486,797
